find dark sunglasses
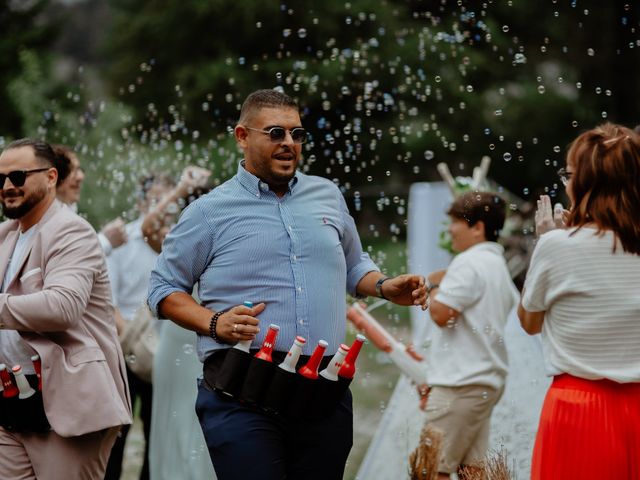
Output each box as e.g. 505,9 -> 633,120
0,168 -> 50,188
245,126 -> 308,144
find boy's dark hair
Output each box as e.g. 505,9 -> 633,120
447,191 -> 507,242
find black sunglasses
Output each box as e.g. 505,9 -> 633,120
245,126 -> 308,144
0,168 -> 50,188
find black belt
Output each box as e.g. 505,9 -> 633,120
203,349 -> 333,389
202,348 -> 349,419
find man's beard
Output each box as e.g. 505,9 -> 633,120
1,186 -> 47,219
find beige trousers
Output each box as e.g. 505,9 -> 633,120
423,384 -> 504,474
0,426 -> 120,480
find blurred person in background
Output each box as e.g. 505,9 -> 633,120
140,165 -> 216,480
423,191 -> 518,479
104,165 -> 211,480
104,172 -> 175,480
52,144 -> 128,255
520,123 -> 640,479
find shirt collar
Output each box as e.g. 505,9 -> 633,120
236,161 -> 299,197
466,241 -> 504,255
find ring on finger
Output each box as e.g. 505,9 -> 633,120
233,323 -> 238,333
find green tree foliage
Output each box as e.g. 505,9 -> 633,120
102,0 -> 639,221
5,1 -> 639,232
0,0 -> 56,139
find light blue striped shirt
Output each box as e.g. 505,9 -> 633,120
148,162 -> 379,361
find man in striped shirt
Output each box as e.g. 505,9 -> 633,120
148,89 -> 427,480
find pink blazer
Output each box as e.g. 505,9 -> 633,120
0,200 -> 132,437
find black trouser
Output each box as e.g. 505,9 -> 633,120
104,366 -> 152,480
197,351 -> 353,480
196,382 -> 353,480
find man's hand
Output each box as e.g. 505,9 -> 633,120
101,217 -> 127,249
380,274 -> 428,310
535,195 -> 566,236
216,302 -> 265,344
176,166 -> 212,198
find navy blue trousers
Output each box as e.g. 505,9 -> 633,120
195,382 -> 353,480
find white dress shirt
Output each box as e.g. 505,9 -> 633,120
106,217 -> 159,321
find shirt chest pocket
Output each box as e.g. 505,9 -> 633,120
317,215 -> 343,245
19,268 -> 43,293
69,347 -> 107,366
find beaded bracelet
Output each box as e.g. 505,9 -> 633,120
209,311 -> 225,343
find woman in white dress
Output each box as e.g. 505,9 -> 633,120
143,167 -> 216,480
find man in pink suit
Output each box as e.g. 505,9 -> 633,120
0,138 -> 132,479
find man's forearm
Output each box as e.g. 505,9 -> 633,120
355,271 -> 388,298
157,291 -> 213,336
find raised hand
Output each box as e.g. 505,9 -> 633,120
101,217 -> 128,248
535,195 -> 565,236
177,166 -> 212,197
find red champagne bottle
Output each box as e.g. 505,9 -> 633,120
254,324 -> 280,362
290,339 -> 328,418
0,363 -> 19,398
239,324 -> 280,405
31,354 -> 43,391
298,340 -> 328,380
338,334 -> 366,380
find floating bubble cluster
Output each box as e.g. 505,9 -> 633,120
6,2 -> 639,258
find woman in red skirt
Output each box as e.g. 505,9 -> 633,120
518,123 -> 640,480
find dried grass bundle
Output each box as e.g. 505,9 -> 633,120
484,449 -> 513,480
408,424 -> 443,480
459,448 -> 514,480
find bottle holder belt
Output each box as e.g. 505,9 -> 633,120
204,349 -> 352,420
0,374 -> 50,433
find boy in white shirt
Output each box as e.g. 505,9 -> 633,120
424,191 -> 518,479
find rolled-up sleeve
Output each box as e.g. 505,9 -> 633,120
435,260 -> 482,312
521,234 -> 554,312
147,203 -> 215,316
338,194 -> 379,296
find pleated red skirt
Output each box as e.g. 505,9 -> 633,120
531,373 -> 640,480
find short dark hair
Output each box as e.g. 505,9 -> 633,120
4,138 -> 69,186
238,89 -> 299,124
447,191 -> 507,242
5,138 -> 56,167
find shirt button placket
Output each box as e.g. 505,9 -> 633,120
280,203 -> 308,340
